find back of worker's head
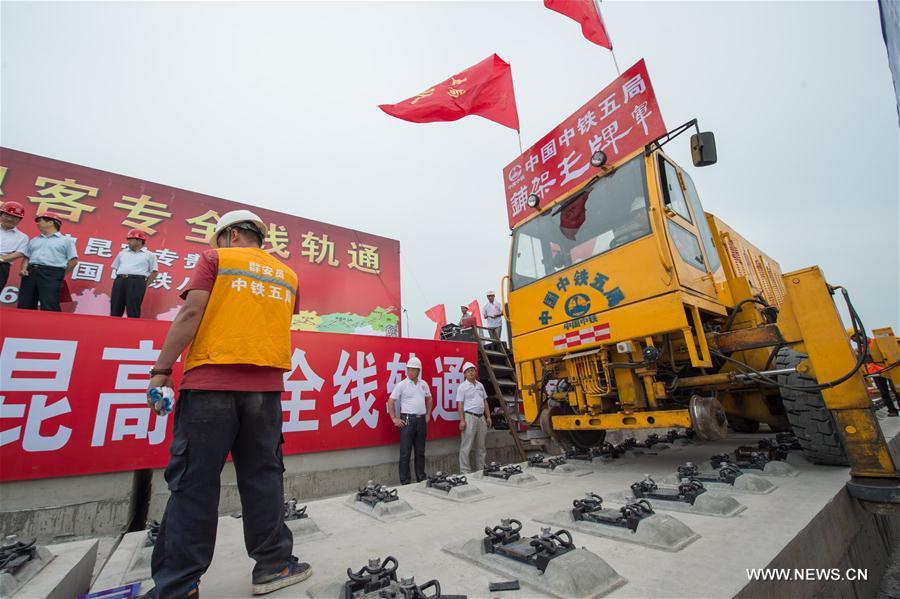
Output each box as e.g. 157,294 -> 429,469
217,223 -> 264,248
209,210 -> 267,248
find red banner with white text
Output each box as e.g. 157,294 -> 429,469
0,148 -> 401,336
502,59 -> 666,228
0,311 -> 476,482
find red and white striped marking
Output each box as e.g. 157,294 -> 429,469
553,323 -> 612,351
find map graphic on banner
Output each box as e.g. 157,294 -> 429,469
501,59 -> 667,229
0,148 -> 401,336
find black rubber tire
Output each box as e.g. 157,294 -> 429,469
728,416 -> 760,433
774,348 -> 849,466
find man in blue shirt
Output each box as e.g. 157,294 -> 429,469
17,211 -> 78,311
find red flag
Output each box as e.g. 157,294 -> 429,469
424,304 -> 447,340
467,300 -> 484,327
379,54 -> 520,131
544,0 -> 612,49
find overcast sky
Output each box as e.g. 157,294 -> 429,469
2,0 -> 897,338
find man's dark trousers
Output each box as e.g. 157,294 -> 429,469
151,390 -> 293,597
16,265 -> 64,311
0,262 -> 10,290
398,414 -> 427,484
110,275 -> 147,318
874,377 -> 900,413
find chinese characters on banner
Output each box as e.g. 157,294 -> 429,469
0,148 -> 401,336
0,311 -> 476,482
502,59 -> 667,228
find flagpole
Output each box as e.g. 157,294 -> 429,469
594,0 -> 621,75
517,131 -> 523,153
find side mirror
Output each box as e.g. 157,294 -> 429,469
690,131 -> 717,167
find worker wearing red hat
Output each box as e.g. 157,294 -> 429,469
17,211 -> 78,311
110,229 -> 159,318
0,201 -> 29,291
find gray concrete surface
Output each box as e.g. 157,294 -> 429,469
534,509 -> 700,552
412,481 -> 492,503
442,538 -> 626,599
0,471 -> 136,542
89,417 -> 900,599
12,539 -> 97,599
660,471 -> 778,494
343,495 -> 423,523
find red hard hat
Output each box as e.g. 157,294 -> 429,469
35,211 -> 64,227
0,201 -> 25,218
127,228 -> 148,241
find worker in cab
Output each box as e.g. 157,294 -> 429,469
387,357 -> 433,484
143,210 -> 310,598
0,201 -> 29,290
110,229 -> 158,318
457,361 -> 492,473
17,211 -> 77,311
483,291 -> 503,340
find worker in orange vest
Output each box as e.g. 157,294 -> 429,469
867,353 -> 899,417
850,329 -> 898,417
144,210 -> 310,598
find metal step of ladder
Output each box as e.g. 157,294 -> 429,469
473,327 -> 548,461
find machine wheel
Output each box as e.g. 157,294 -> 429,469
728,416 -> 760,433
774,348 -> 849,466
540,404 -> 606,450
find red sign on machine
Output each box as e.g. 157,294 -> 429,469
0,148 -> 401,336
501,59 -> 667,229
0,311 -> 477,482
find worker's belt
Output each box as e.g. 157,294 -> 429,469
465,411 -> 485,417
29,264 -> 65,271
400,413 -> 426,419
117,274 -> 147,279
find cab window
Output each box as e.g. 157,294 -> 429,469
660,158 -> 692,222
680,170 -> 721,272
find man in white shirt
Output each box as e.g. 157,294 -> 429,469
456,362 -> 492,473
110,229 -> 158,318
482,290 -> 504,340
387,357 -> 433,484
0,201 -> 29,291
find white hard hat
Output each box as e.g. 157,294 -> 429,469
209,209 -> 267,248
487,290 -> 496,296
406,357 -> 422,370
462,361 -> 477,373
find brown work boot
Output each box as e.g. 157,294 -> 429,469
251,557 -> 312,595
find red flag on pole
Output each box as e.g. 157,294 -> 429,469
379,54 -> 520,131
467,300 -> 484,327
424,304 -> 447,340
544,0 -> 612,49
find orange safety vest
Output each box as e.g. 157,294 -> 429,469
185,247 -> 298,372
866,339 -> 884,375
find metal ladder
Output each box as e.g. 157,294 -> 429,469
472,326 -> 534,462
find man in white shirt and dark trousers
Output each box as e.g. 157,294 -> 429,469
457,361 -> 492,473
0,201 -> 29,291
387,357 -> 433,484
110,229 -> 158,318
482,290 -> 504,340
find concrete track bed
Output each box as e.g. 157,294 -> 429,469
442,536 -> 626,599
412,481 -> 492,503
534,508 -> 700,552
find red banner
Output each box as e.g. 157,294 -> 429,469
0,148 -> 401,336
0,311 -> 476,482
502,59 -> 666,228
